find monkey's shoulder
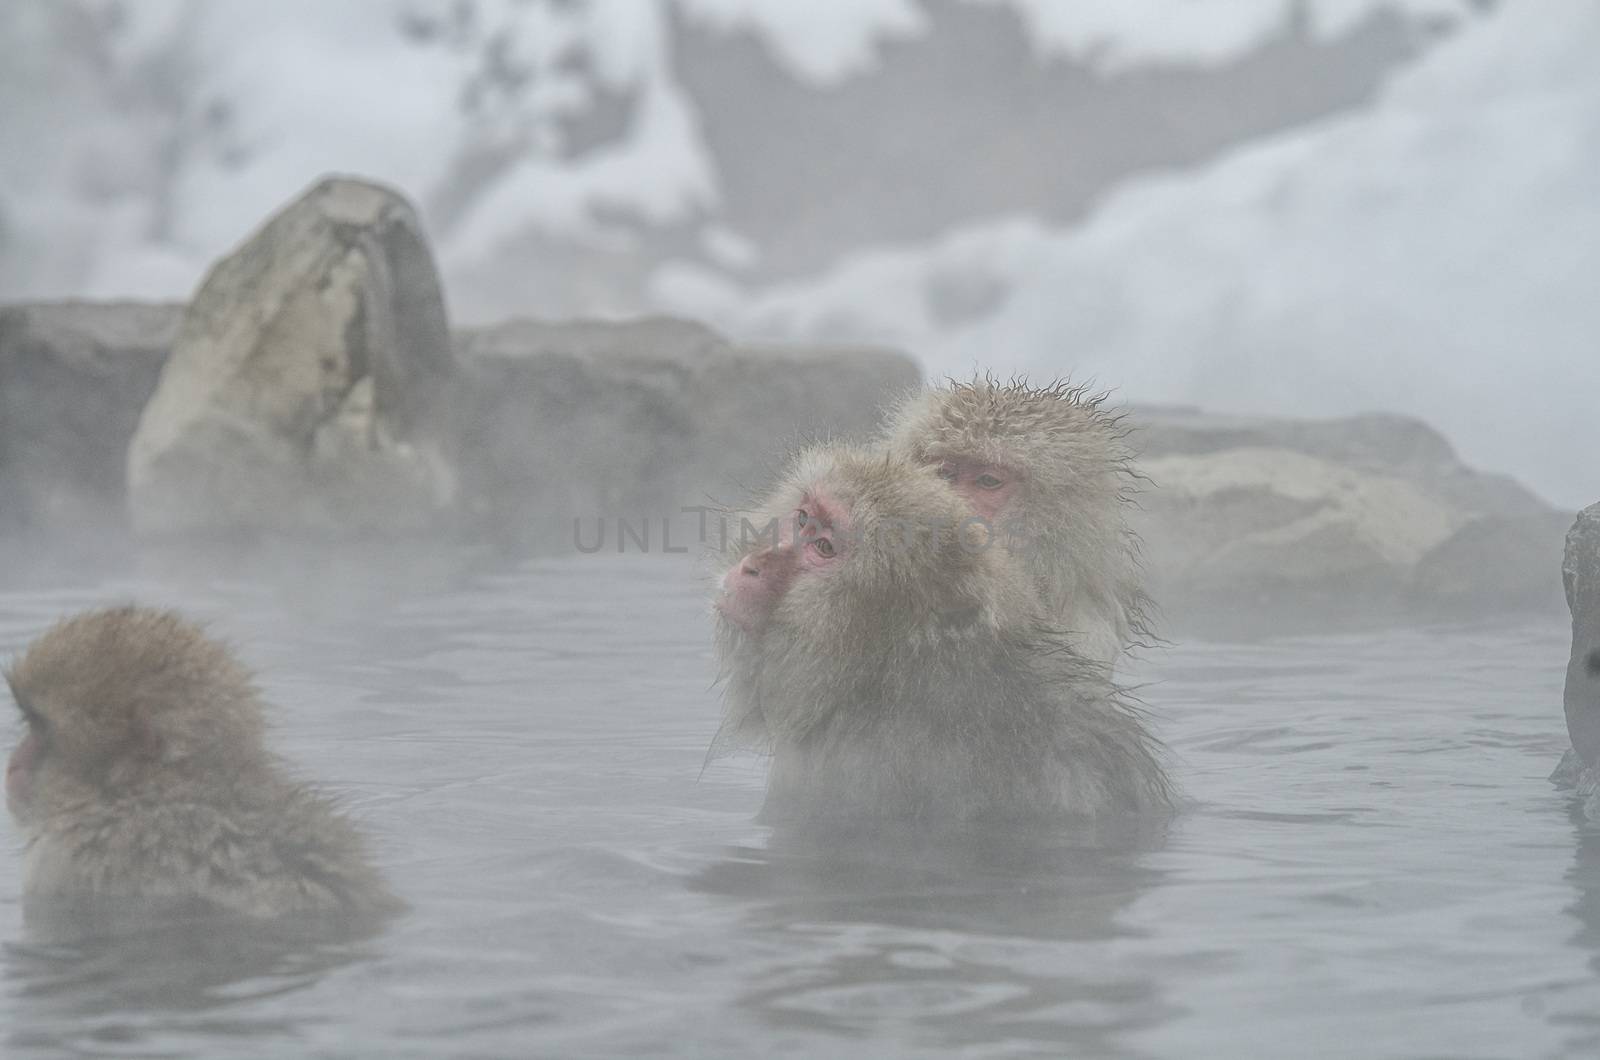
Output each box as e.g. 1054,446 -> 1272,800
31,779 -> 400,919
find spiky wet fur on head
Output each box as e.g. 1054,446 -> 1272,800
884,377 -> 1152,668
713,445 -> 1171,822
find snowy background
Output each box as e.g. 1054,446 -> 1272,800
1,0 -> 1594,508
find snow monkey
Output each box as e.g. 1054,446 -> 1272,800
884,378 -> 1150,671
712,444 -> 1171,824
5,607 -> 402,921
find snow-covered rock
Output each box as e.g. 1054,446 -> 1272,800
1,0 -> 1444,315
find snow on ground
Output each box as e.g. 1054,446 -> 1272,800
994,0 -> 1468,72
655,0 -> 1600,509
1,0 -> 1470,306
0,0 -> 713,302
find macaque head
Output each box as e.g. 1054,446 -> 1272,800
885,378 -> 1131,534
715,445 -> 1034,654
6,607 -> 266,824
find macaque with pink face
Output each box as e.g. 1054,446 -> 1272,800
6,607 -> 402,921
713,444 -> 1170,824
884,379 -> 1150,671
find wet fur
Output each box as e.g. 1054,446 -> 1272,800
714,446 -> 1171,823
884,377 -> 1152,669
6,607 -> 401,921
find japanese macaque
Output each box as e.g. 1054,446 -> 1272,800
884,379 -> 1150,671
713,445 -> 1171,824
5,607 -> 401,921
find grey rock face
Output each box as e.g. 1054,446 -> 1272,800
1133,407 -> 1550,519
0,302 -> 182,531
1410,512 -> 1570,614
454,317 -> 918,547
3,292 -> 915,549
1564,504 -> 1600,765
1128,407 -> 1565,628
127,177 -> 456,537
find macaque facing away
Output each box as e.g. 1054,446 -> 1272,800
885,379 -> 1149,670
713,445 -> 1171,824
5,607 -> 401,921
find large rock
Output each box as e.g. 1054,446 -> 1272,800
1134,407 -> 1549,519
455,317 -> 918,547
127,177 -> 456,537
0,302 -> 182,532
1128,407 -> 1566,627
1409,512 -> 1571,614
3,291 -> 917,548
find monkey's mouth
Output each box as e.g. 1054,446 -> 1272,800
714,588 -> 766,635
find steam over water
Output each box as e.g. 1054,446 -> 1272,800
0,553 -> 1587,1057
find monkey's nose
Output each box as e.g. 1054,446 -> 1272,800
739,547 -> 777,579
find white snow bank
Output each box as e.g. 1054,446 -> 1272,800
656,0 -> 1600,508
996,0 -> 1470,72
0,0 -> 714,303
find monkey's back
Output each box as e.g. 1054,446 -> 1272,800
23,769 -> 403,921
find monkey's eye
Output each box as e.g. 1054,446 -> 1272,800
935,463 -> 958,482
975,473 -> 1005,490
812,537 -> 836,558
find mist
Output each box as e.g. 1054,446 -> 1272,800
2,2 -> 1599,1056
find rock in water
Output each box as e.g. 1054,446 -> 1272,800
1564,503 -> 1600,766
1129,406 -> 1566,630
454,318 -> 919,547
127,177 -> 455,537
0,302 -> 181,532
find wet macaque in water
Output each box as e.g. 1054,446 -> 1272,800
713,445 -> 1170,823
5,607 -> 401,920
885,379 -> 1149,671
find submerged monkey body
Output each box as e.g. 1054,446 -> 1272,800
20,762 -> 393,918
6,607 -> 400,921
715,446 -> 1170,823
750,632 -> 1168,823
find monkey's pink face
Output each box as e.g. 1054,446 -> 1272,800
932,458 -> 1020,523
717,494 -> 846,634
